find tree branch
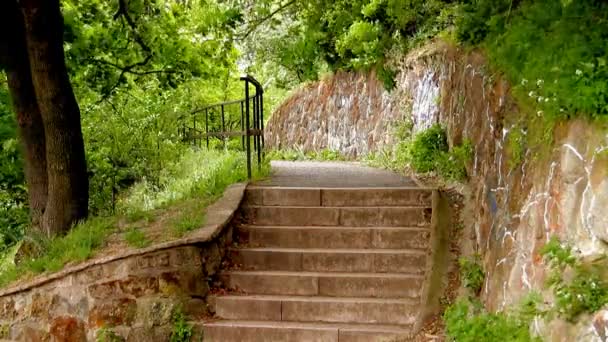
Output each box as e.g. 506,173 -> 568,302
237,0 -> 297,40
113,0 -> 152,54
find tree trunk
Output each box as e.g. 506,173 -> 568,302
0,0 -> 48,230
20,0 -> 89,235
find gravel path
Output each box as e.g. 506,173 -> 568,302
253,161 -> 418,188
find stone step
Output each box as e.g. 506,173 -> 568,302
245,186 -> 433,207
228,248 -> 427,274
242,206 -> 431,227
212,295 -> 417,325
219,270 -> 423,298
237,225 -> 430,249
203,320 -> 412,342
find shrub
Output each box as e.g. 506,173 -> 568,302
444,298 -> 540,342
459,254 -> 485,295
409,124 -> 449,173
170,307 -> 193,342
437,139 -> 473,181
541,236 -> 608,321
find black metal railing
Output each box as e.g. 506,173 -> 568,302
180,75 -> 264,179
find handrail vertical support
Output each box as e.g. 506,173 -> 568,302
244,80 -> 252,179
205,109 -> 209,149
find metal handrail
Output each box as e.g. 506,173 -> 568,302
180,75 -> 264,179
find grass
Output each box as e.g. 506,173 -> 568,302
444,297 -> 542,342
266,148 -> 348,162
0,148 -> 269,288
0,217 -> 115,287
459,254 -> 485,295
124,228 -> 150,248
366,124 -> 473,182
541,236 -> 608,322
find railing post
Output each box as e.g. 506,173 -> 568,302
221,104 -> 226,149
192,115 -> 197,147
205,108 -> 209,149
256,93 -> 261,170
244,79 -> 252,179
240,101 -> 245,150
260,93 -> 264,152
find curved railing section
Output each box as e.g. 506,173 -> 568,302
180,75 -> 264,179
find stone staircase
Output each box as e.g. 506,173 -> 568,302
204,185 -> 434,341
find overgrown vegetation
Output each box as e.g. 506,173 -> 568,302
444,297 -> 542,342
170,307 -> 194,342
445,236 -> 608,341
0,149 -> 266,287
459,254 -> 485,295
458,0 -> 608,120
541,236 -> 608,322
266,148 -> 348,162
367,123 -> 473,182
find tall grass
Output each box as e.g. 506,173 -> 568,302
0,148 -> 268,288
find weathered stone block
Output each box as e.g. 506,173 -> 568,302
50,316 -> 86,342
0,298 -> 16,321
134,298 -> 175,327
88,298 -> 136,328
159,269 -> 207,297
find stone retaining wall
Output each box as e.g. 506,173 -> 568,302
266,42 -> 608,340
0,183 -> 247,341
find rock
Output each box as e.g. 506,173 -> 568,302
49,316 -> 86,342
593,310 -> 608,340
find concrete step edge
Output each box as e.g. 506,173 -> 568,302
239,225 -> 430,231
243,205 -> 432,209
229,247 -> 428,255
220,270 -> 425,279
203,319 -> 412,333
212,294 -> 418,304
246,185 -> 435,191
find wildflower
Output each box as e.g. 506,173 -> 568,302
537,96 -> 544,103
536,79 -> 544,87
575,69 -> 583,76
521,78 -> 528,86
545,98 -> 550,103
537,111 -> 543,117
528,91 -> 536,98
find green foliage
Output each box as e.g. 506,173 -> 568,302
96,326 -> 122,342
458,0 -> 608,119
170,307 -> 193,342
266,148 -> 347,162
124,228 -> 150,249
541,236 -> 608,321
171,210 -> 206,238
0,217 -> 115,287
436,139 -> 473,181
0,149 -> 263,287
409,124 -> 449,173
459,254 -> 485,294
507,128 -> 526,170
444,298 -> 541,342
243,0 -> 458,89
0,81 -> 27,252
366,123 -> 473,181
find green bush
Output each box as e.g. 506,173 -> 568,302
409,124 -> 449,173
459,0 -> 608,120
541,236 -> 608,321
444,298 -> 540,342
437,139 -> 473,181
459,254 -> 485,294
170,307 -> 193,342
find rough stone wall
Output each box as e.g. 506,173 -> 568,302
265,71 -> 402,157
266,42 -> 608,341
0,183 -> 244,341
